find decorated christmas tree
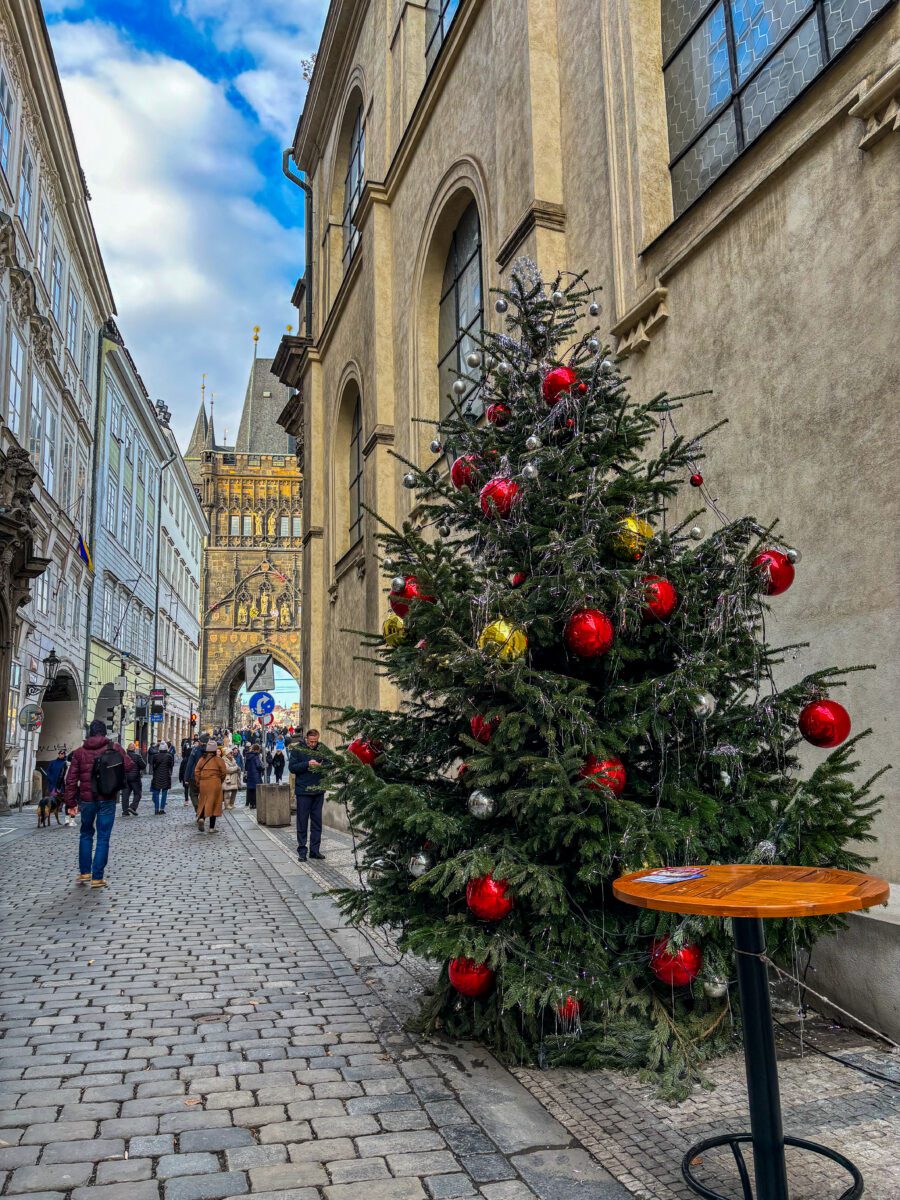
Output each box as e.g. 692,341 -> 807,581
328,262 -> 884,1097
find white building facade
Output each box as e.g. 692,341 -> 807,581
0,0 -> 115,804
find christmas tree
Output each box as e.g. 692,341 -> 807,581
328,262 -> 884,1098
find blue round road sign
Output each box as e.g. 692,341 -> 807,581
249,691 -> 275,715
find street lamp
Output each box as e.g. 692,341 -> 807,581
42,649 -> 60,689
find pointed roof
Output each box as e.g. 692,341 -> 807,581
184,400 -> 208,462
207,405 -> 217,451
234,356 -> 292,455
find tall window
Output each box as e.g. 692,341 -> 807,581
43,406 -> 56,496
279,515 -> 290,539
102,585 -> 112,641
348,394 -> 363,545
81,320 -> 92,382
663,0 -> 893,216
242,513 -> 252,538
438,200 -> 483,421
37,203 -> 50,279
57,579 -> 68,630
342,105 -> 365,270
6,662 -> 22,746
66,287 -> 80,357
0,69 -> 12,178
29,376 -> 44,472
121,494 -> 131,547
7,328 -> 25,437
61,431 -> 74,514
50,248 -> 63,322
71,587 -> 81,636
75,456 -> 87,528
425,0 -> 462,71
105,472 -> 118,533
17,142 -> 33,231
230,513 -> 240,537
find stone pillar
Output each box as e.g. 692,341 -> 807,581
257,782 -> 290,827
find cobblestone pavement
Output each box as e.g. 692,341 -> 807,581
263,819 -> 900,1200
0,802 -> 628,1200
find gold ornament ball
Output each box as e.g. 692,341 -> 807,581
613,515 -> 654,560
478,618 -> 528,662
382,612 -> 406,647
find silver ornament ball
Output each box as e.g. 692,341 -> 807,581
522,462 -> 539,481
704,976 -> 729,999
452,378 -> 468,397
495,297 -> 509,314
437,524 -> 451,538
391,575 -> 407,593
408,850 -> 434,878
756,839 -> 777,864
465,351 -> 482,369
525,435 -> 542,452
550,290 -> 565,308
587,338 -> 600,353
589,301 -> 601,317
467,789 -> 496,820
600,357 -> 616,374
692,691 -> 717,720
787,547 -> 802,564
689,526 -> 703,541
429,438 -> 442,455
497,360 -> 512,374
382,558 -> 395,572
402,473 -> 416,489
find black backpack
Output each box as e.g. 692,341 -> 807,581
92,744 -> 125,798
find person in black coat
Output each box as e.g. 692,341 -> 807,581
288,729 -> 330,862
148,740 -> 175,815
243,744 -> 263,809
120,742 -> 146,815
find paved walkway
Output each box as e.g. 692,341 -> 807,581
0,803 -> 628,1200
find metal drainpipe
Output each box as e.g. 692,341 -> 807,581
282,149 -> 314,338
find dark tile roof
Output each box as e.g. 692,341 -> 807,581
234,357 -> 293,455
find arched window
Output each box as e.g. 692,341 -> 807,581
348,394 -> 363,546
663,0 -> 892,215
425,0 -> 462,72
342,105 -> 365,270
437,199 -> 482,421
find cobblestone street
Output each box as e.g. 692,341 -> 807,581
1,805 -> 898,1200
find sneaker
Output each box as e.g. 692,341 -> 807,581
209,827 -> 217,834
310,851 -> 326,860
90,879 -> 108,888
76,872 -> 91,882
197,818 -> 205,831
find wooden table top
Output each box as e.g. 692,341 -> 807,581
613,865 -> 889,918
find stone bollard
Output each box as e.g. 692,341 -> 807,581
258,783 -> 290,827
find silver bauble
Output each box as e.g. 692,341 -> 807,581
787,548 -> 802,564
391,575 -> 407,593
704,977 -> 729,999
689,526 -> 703,541
465,351 -> 481,369
467,789 -> 496,820
430,438 -> 442,455
522,462 -> 539,481
408,850 -> 434,878
589,301 -> 601,317
497,360 -> 512,374
600,357 -> 616,374
587,338 -> 600,353
495,297 -> 509,314
525,435 -> 542,452
756,839 -> 777,864
402,473 -> 416,489
692,691 -> 717,719
437,524 -> 451,538
383,558 -> 395,572
452,378 -> 468,397
550,290 -> 564,307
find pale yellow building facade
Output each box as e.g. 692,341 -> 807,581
274,1 -> 900,1032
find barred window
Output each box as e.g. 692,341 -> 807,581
348,394 -> 363,546
342,105 -> 365,271
663,0 -> 892,215
425,0 -> 462,72
438,200 -> 483,422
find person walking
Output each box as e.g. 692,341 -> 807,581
148,740 -> 175,814
264,748 -> 273,783
289,728 -> 330,862
243,743 -> 263,809
44,749 -> 71,826
222,746 -> 241,809
64,720 -> 134,888
179,736 -> 196,804
272,744 -> 286,785
184,734 -> 210,811
120,741 -> 146,816
194,739 -> 227,832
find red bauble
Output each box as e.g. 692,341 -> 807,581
389,575 -> 435,617
510,571 -> 527,588
555,996 -> 581,1021
799,699 -> 851,748
576,382 -> 588,395
542,365 -> 578,405
649,937 -> 702,987
689,472 -> 704,488
470,714 -> 499,744
579,755 -> 626,796
348,738 -> 380,766
486,403 -> 510,426
450,454 -> 479,490
466,874 -> 513,921
564,609 -> 614,658
480,477 -> 519,519
448,956 -> 495,998
641,575 -> 678,622
752,550 -> 795,596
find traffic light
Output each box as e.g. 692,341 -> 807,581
190,712 -> 198,728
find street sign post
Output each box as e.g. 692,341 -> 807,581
244,653 -> 275,694
249,691 -> 275,716
258,713 -> 275,727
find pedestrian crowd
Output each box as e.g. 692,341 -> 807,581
47,720 -> 333,886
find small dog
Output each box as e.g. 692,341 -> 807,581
37,793 -> 63,827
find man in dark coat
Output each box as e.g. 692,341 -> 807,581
148,740 -> 175,814
289,729 -> 330,862
120,741 -> 146,815
64,720 -> 134,887
183,734 -> 210,811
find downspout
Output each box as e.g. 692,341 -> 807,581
282,149 -> 313,338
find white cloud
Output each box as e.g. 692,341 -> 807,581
50,20 -> 303,445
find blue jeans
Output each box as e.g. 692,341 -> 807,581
151,788 -> 169,813
79,800 -> 117,880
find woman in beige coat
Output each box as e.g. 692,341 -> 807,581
194,740 -> 227,832
222,747 -> 241,809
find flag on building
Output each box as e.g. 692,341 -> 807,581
77,534 -> 93,571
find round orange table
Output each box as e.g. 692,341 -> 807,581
614,865 -> 889,1200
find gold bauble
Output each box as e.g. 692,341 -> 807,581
478,618 -> 528,662
613,515 -> 654,560
382,612 -> 406,647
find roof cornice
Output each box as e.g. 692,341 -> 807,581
293,0 -> 369,173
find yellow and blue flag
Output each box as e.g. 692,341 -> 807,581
77,534 -> 93,571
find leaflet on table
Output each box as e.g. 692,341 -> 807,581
638,868 -> 707,884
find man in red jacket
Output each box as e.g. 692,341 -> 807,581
64,720 -> 134,888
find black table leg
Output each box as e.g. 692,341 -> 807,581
733,916 -> 789,1200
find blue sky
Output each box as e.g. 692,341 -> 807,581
43,0 -> 328,446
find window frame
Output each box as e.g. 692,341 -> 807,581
425,0 -> 463,73
348,393 -> 363,546
437,199 -> 484,421
342,104 -> 366,271
0,68 -> 12,180
17,139 -> 33,232
7,327 -> 25,437
50,246 -> 64,323
66,286 -> 80,358
37,202 -> 50,280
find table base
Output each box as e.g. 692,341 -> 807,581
680,1133 -> 864,1200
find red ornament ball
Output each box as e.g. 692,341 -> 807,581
555,995 -> 581,1022
450,454 -> 479,490
564,608 -> 614,658
799,699 -> 851,748
389,575 -> 434,617
486,403 -> 510,426
649,937 -> 702,987
576,381 -> 588,395
641,575 -> 678,622
542,365 -> 578,405
348,738 -> 380,767
752,550 -> 795,596
480,477 -> 519,519
510,571 -> 527,588
689,472 -> 704,488
448,956 -> 495,998
466,874 -> 514,921
470,714 -> 499,744
580,755 -> 626,796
